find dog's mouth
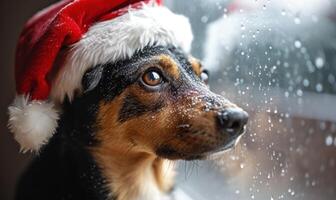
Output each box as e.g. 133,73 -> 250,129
202,126 -> 246,157
207,133 -> 244,158
190,125 -> 247,159
156,126 -> 247,160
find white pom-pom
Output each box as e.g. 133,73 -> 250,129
8,95 -> 59,153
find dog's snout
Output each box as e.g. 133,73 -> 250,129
217,108 -> 248,135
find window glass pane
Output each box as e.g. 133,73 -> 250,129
167,1 -> 336,199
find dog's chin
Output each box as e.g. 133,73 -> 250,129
156,134 -> 244,161
207,134 -> 244,159
182,135 -> 243,160
188,131 -> 246,160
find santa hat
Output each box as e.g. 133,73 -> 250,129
8,0 -> 193,153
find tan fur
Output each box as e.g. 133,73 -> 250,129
189,57 -> 202,76
91,93 -> 175,200
157,55 -> 180,79
152,158 -> 176,192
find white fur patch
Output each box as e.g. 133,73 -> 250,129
8,95 -> 59,153
51,5 -> 193,102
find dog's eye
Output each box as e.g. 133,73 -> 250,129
200,70 -> 209,84
142,70 -> 163,86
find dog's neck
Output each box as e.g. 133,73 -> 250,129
58,100 -> 175,200
92,145 -> 175,200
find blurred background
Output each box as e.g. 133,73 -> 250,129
1,0 -> 336,200
169,0 -> 336,200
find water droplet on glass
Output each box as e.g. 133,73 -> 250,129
294,17 -> 301,24
315,57 -> 324,69
320,121 -> 327,130
326,135 -> 333,146
294,40 -> 302,48
201,16 -> 209,23
284,91 -> 289,98
296,89 -> 303,97
307,62 -> 315,73
315,83 -> 323,92
281,9 -> 286,16
303,79 -> 310,87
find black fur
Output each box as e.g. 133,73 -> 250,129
118,94 -> 164,122
15,46 -> 201,200
16,98 -> 111,200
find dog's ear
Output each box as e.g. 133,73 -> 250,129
82,65 -> 104,93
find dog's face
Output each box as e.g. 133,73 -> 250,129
81,46 -> 248,160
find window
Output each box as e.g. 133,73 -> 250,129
168,1 -> 336,199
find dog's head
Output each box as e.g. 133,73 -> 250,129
78,45 -> 248,160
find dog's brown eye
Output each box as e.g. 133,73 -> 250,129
142,70 -> 162,86
200,70 -> 209,84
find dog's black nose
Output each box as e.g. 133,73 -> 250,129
217,108 -> 248,135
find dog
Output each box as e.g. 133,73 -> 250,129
15,45 -> 248,200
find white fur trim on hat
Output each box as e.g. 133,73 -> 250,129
8,95 -> 59,153
51,5 -> 193,102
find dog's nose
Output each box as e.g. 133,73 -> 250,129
217,108 -> 248,135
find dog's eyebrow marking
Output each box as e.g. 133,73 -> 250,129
189,57 -> 202,76
118,94 -> 164,123
158,54 -> 180,79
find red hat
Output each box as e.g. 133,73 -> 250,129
8,0 -> 193,152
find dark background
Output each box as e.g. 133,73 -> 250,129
0,1 -> 57,199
